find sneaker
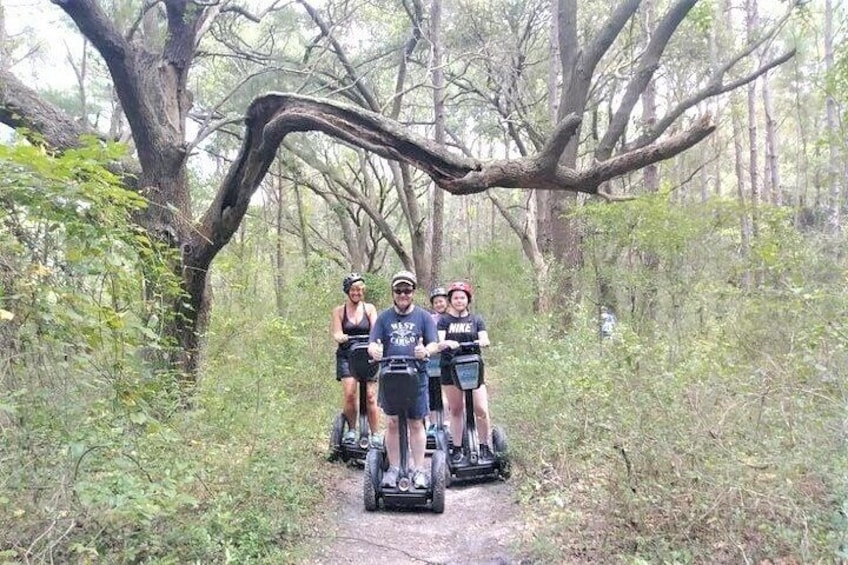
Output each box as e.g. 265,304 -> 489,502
480,444 -> 494,461
450,446 -> 464,464
413,469 -> 429,489
369,433 -> 383,448
426,423 -> 436,437
381,466 -> 399,488
343,429 -> 357,442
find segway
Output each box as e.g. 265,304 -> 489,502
363,356 -> 446,513
445,342 -> 510,484
329,335 -> 380,464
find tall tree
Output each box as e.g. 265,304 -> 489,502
0,0 -> 796,380
824,0 -> 842,232
429,0 -> 446,289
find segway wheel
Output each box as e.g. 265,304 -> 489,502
329,413 -> 346,461
430,450 -> 447,513
492,426 -> 508,453
364,449 -> 381,511
492,426 -> 511,479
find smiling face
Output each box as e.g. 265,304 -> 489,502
431,295 -> 448,314
449,290 -> 469,312
347,281 -> 365,303
392,284 -> 415,310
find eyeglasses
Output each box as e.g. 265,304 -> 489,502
393,288 -> 414,295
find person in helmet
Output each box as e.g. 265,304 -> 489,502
426,286 -> 449,433
367,270 -> 439,489
437,280 -> 493,463
331,272 -> 379,439
429,286 -> 449,321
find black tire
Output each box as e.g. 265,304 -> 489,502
492,426 -> 511,479
430,450 -> 447,513
380,448 -> 390,472
364,449 -> 381,511
329,413 -> 346,461
492,425 -> 508,454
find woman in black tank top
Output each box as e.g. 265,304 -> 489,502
331,273 -> 379,437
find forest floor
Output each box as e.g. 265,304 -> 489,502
304,460 -> 528,564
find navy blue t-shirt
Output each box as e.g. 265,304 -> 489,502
369,305 -> 437,372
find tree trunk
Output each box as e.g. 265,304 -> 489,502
745,0 -> 761,244
721,0 -> 752,289
825,0 -> 842,233
272,162 -> 286,316
762,71 -> 781,206
294,183 -> 311,268
429,0 -> 445,289
790,54 -> 810,226
639,0 -> 659,322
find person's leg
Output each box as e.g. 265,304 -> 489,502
365,381 -> 379,433
381,414 -> 400,487
444,385 -> 464,449
411,381 -> 430,487
473,385 -> 490,445
385,415 -> 399,465
341,377 -> 357,429
409,418 -> 426,469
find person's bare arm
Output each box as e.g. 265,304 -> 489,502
366,303 -> 378,326
331,306 -> 347,344
477,330 -> 490,348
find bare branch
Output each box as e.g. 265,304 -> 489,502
297,0 -> 380,112
625,2 -> 799,151
584,114 -> 715,187
626,50 -> 794,152
582,0 -> 642,77
597,0 -> 699,160
220,0 -> 288,23
51,0 -> 162,155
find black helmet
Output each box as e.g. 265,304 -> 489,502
390,270 -> 417,289
429,286 -> 448,303
342,272 -> 365,294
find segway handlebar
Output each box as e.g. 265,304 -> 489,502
373,355 -> 418,364
347,334 -> 370,343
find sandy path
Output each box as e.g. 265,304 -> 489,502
308,463 -> 525,565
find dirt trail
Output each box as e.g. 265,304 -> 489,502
308,463 -> 526,565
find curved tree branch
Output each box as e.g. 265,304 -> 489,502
535,113 -> 582,171
0,68 -> 93,149
197,92 -> 716,263
0,67 -> 141,187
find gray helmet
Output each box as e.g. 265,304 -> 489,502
429,286 -> 447,303
390,270 -> 417,289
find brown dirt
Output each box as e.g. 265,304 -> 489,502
306,463 -> 527,565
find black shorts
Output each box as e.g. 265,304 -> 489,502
335,349 -> 379,382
